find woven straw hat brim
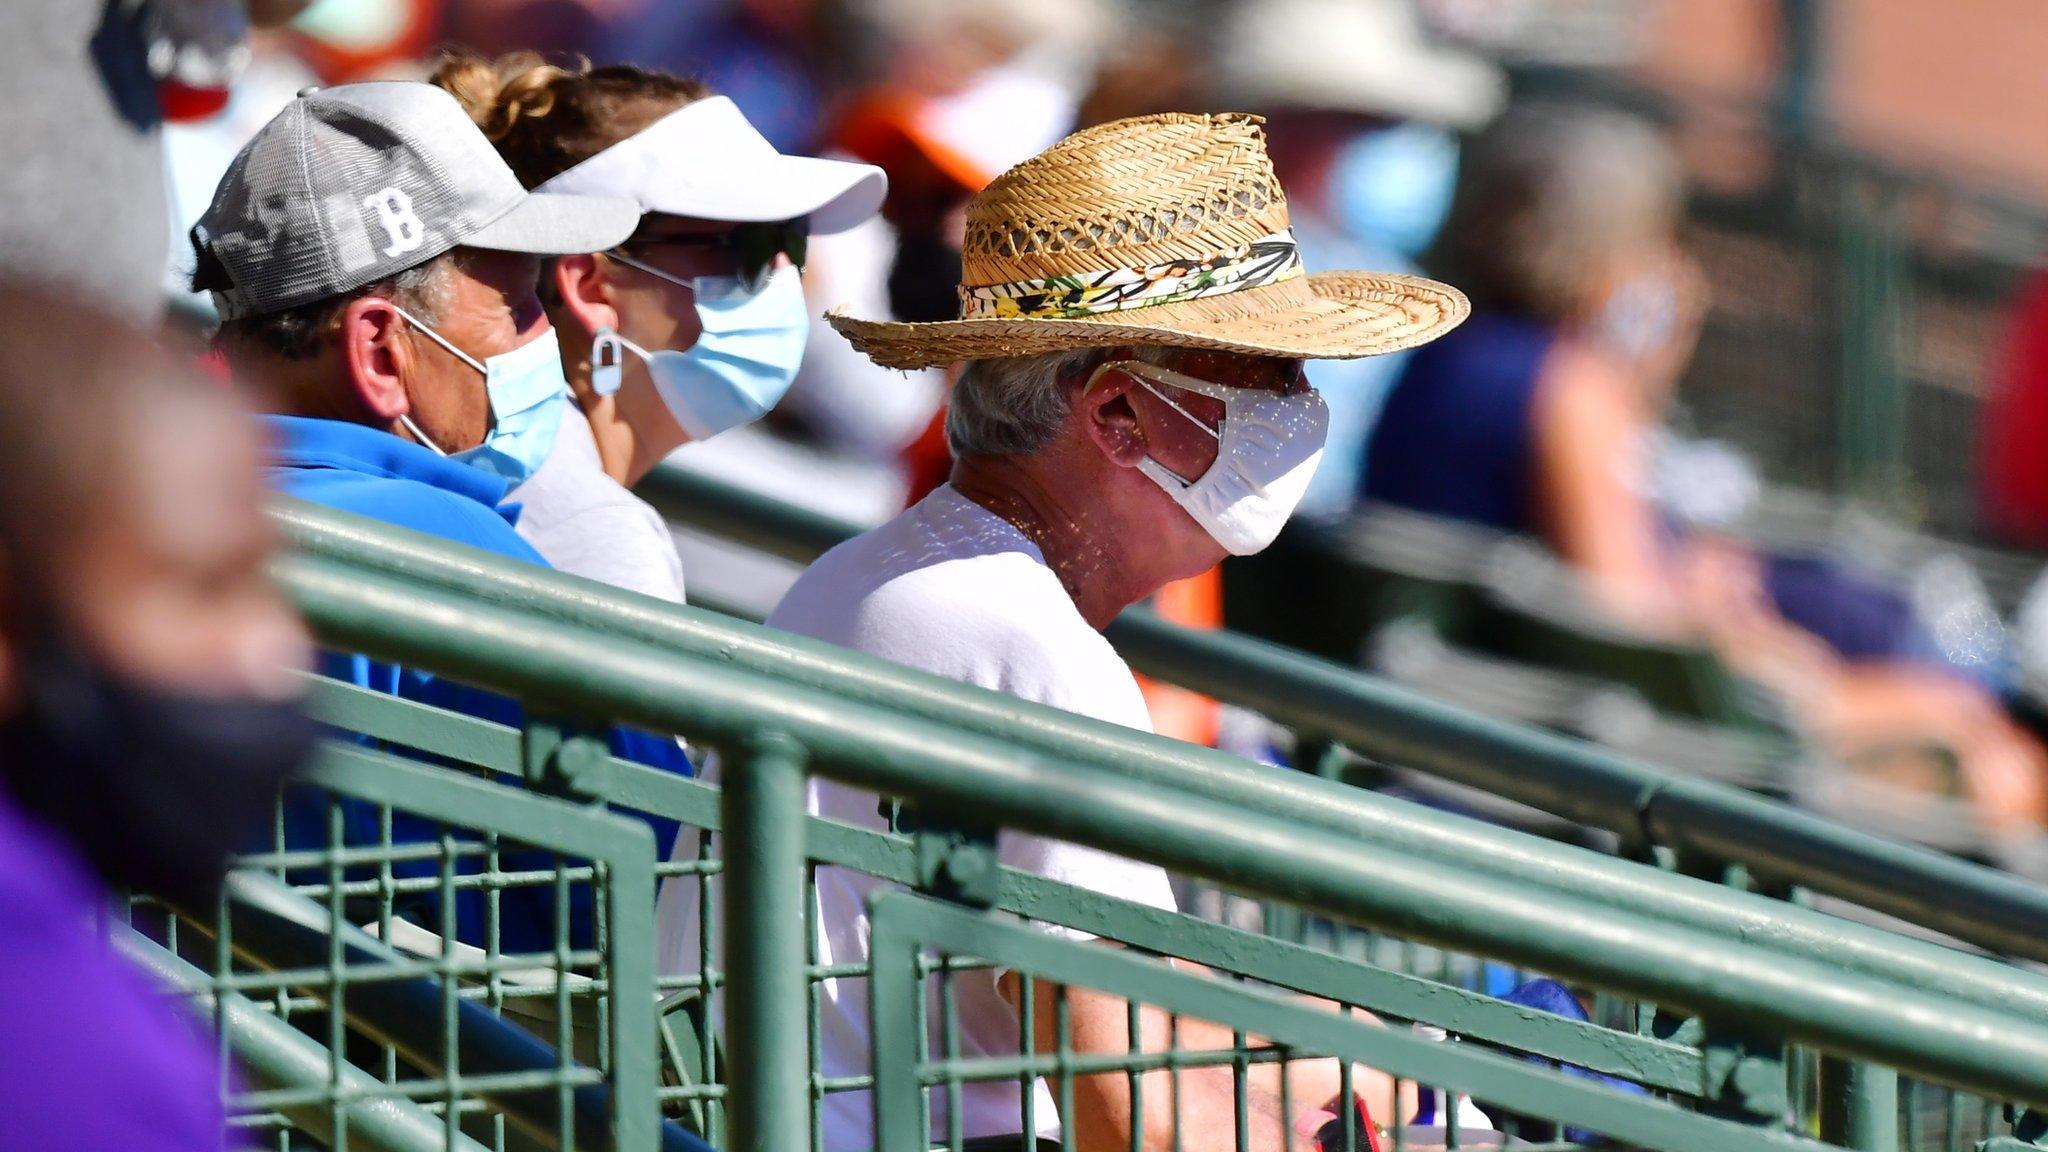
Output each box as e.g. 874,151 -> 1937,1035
826,270 -> 1469,371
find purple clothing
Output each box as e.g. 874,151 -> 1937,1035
0,788 -> 226,1151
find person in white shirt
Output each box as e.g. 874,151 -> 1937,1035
658,111 -> 1469,1151
431,52 -> 886,602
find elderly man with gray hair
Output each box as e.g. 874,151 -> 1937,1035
655,113 -> 1469,1152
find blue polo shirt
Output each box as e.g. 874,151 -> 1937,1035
266,415 -> 549,562
265,416 -> 687,951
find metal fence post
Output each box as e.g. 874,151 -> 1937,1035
1835,178 -> 1914,512
724,731 -> 811,1152
1819,1056 -> 1899,1152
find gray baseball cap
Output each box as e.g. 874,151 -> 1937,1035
194,81 -> 640,320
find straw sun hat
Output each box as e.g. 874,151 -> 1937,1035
826,112 -> 1468,370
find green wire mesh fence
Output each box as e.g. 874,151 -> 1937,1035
216,502 -> 2048,1152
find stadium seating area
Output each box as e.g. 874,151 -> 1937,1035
122,483 -> 2048,1152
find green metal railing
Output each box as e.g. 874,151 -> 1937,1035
126,724 -> 664,1152
243,498 -> 2048,1152
627,465 -> 2048,962
275,497 -> 2048,999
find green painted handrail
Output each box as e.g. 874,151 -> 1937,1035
121,927 -> 490,1152
208,871 -> 706,1152
272,497 -> 2048,1022
275,549 -> 2048,1107
624,463 -> 2048,963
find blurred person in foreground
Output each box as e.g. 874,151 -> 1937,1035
0,288 -> 315,1149
658,112 -> 1468,1152
430,50 -> 885,600
1362,103 -> 2048,829
191,81 -> 694,946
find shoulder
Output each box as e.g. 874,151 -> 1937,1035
1531,339 -> 1643,441
0,884 -> 223,1148
283,469 -> 549,566
520,497 -> 684,602
778,539 -> 1147,725
776,530 -> 1054,646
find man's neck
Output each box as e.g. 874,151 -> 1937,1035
950,455 -> 1162,631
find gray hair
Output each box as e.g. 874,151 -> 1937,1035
1445,102 -> 1682,323
947,345 -> 1176,457
199,249 -> 459,363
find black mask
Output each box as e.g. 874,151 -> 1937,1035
0,634 -> 317,910
888,232 -> 966,324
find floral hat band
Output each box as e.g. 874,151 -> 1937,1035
827,114 -> 1468,371
957,228 -> 1304,321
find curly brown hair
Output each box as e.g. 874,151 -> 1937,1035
429,50 -> 711,190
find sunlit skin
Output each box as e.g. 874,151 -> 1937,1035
0,392 -> 310,714
380,249 -> 552,453
547,215 -> 749,484
948,346 -> 1408,1150
249,247 -> 550,455
951,347 -> 1310,630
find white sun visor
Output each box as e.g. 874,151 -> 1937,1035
535,96 -> 887,235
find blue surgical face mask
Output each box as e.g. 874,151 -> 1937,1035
1328,122 -> 1462,261
1597,271 -> 1680,362
391,307 -> 569,486
592,256 -> 808,441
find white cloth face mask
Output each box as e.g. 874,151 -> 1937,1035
1098,359 -> 1329,556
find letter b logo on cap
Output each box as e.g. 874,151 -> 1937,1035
365,186 -> 426,257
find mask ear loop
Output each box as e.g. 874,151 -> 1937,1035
384,304 -> 486,456
1086,360 -> 1225,488
590,326 -> 657,399
396,413 -> 448,456
1132,377 -> 1223,441
1098,360 -> 1227,441
388,303 -> 487,375
610,248 -> 765,301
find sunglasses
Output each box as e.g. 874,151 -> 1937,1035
621,219 -> 810,294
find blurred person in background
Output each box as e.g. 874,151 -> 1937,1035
431,50 -> 885,601
0,288 -> 315,1150
831,66 -> 1084,504
1,0 -> 311,323
809,0 -> 1109,504
1981,266 -> 2048,548
1220,0 -> 1504,522
1362,103 -> 2048,830
596,0 -> 825,152
650,0 -> 1098,614
162,0 -> 449,318
191,81 -> 694,946
660,112 -> 1468,1152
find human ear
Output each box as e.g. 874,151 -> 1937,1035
338,296 -> 414,420
553,255 -> 620,341
1077,365 -> 1150,467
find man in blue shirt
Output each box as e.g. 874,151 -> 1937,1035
190,81 -> 684,950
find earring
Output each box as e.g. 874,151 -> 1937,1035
592,328 -> 625,397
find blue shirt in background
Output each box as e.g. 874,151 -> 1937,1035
265,416 -> 689,951
1293,219 -> 1420,523
1361,312 -> 1559,532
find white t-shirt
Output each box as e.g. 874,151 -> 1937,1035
509,409 -> 686,603
653,484 -> 1176,1149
